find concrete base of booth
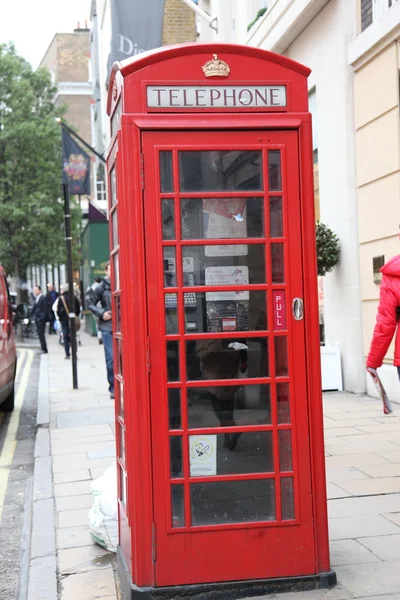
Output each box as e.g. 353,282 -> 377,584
117,546 -> 337,600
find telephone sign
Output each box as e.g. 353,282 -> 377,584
107,43 -> 335,599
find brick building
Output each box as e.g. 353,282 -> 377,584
39,27 -> 92,144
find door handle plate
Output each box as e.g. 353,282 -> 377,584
292,298 -> 304,320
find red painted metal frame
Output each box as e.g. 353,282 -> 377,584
142,129 -> 316,586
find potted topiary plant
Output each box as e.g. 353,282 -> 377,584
316,221 -> 340,277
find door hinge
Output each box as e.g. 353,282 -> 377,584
146,336 -> 151,372
140,153 -> 145,190
152,522 -> 157,562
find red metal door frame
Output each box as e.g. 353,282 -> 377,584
142,128 -> 317,586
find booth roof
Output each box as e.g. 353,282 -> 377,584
107,42 -> 311,116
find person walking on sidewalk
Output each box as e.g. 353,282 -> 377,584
87,262 -> 114,398
30,285 -> 48,354
57,284 -> 80,359
367,255 -> 400,376
46,283 -> 58,335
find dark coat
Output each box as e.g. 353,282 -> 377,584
57,293 -> 80,329
31,294 -> 48,323
87,277 -> 112,332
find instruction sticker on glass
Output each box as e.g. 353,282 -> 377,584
189,435 -> 217,477
203,198 -> 248,257
205,266 -> 249,301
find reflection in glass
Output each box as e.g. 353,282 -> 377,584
187,337 -> 269,381
120,466 -> 127,506
189,431 -> 273,475
187,384 -> 271,428
162,199 -> 175,240
182,246 -> 265,285
168,388 -> 181,429
165,300 -> 178,334
171,484 -> 185,527
270,196 -> 283,238
113,253 -> 120,290
268,150 -> 282,191
160,151 -> 173,192
170,436 -> 182,478
114,295 -> 121,333
119,424 -> 126,464
119,381 -> 124,417
279,430 -> 293,471
167,341 -> 180,381
275,336 -> 288,377
110,168 -> 117,206
271,243 -> 284,284
115,338 -> 123,378
281,477 -> 295,520
179,150 -> 262,192
277,383 -> 290,423
191,479 -> 275,525
163,247 -> 176,287
181,197 -> 263,240
112,210 -> 118,248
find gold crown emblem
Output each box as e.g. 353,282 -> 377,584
202,54 -> 230,78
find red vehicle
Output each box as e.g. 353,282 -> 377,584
0,266 -> 17,412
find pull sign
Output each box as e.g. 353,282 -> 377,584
273,291 -> 286,331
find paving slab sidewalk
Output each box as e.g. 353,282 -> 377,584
27,331 -> 118,600
27,332 -> 400,600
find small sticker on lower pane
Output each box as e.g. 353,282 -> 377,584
189,434 -> 217,477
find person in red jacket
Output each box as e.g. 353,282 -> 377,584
367,255 -> 400,373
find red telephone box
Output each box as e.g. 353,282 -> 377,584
106,43 -> 335,599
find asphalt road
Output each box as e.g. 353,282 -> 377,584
0,349 -> 38,600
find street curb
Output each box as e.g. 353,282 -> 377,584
27,355 -> 58,600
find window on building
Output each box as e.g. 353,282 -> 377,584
96,179 -> 107,203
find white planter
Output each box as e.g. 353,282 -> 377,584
320,345 -> 343,391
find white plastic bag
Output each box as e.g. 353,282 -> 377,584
89,462 -> 119,552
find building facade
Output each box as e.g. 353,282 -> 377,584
89,0 -> 197,200
196,0 -> 399,395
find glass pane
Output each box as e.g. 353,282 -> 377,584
181,197 -> 263,240
277,382 -> 290,424
119,381 -> 124,417
191,479 -> 275,526
187,384 -> 271,428
112,210 -> 118,248
182,246 -> 265,285
268,150 -> 282,191
119,423 -> 126,464
168,388 -> 181,429
113,253 -> 120,290
184,291 -> 266,334
115,338 -> 123,378
170,436 -> 182,478
110,168 -> 117,206
187,337 -> 269,381
171,484 -> 185,527
270,196 -> 283,238
164,247 -> 176,287
179,150 -> 262,192
165,303 -> 178,334
114,296 -> 121,333
167,341 -> 180,382
271,243 -> 284,283
189,431 -> 273,476
119,466 -> 127,506
275,337 -> 288,377
279,430 -> 293,471
281,477 -> 295,520
160,151 -> 173,192
162,199 -> 175,240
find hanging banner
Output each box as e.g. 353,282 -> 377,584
109,0 -> 166,69
61,128 -> 91,196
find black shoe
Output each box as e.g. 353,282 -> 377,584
37,350 -> 48,355
65,355 -> 70,359
110,392 -> 115,399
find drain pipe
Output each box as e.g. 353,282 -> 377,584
179,0 -> 218,32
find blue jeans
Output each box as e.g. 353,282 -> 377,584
101,330 -> 114,393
